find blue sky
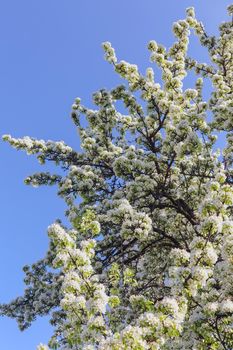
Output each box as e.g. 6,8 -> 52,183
0,0 -> 231,348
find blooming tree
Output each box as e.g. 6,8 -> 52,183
1,5 -> 233,350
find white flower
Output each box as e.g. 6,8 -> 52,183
37,344 -> 49,350
220,299 -> 233,313
204,302 -> 218,315
160,297 -> 179,315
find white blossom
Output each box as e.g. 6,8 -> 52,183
2,4 -> 233,350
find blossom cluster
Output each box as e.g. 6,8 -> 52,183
1,4 -> 233,350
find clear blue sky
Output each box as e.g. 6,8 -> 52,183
0,0 -> 230,348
